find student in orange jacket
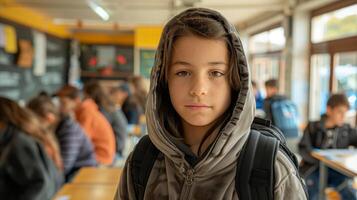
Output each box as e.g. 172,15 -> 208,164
56,85 -> 116,165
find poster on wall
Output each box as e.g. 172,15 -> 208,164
140,49 -> 156,79
33,30 -> 46,76
4,25 -> 17,53
17,39 -> 33,68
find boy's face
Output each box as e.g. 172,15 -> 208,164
265,86 -> 278,98
111,90 -> 128,105
168,35 -> 231,129
59,96 -> 79,114
326,105 -> 349,127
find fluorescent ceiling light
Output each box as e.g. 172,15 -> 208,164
87,0 -> 110,21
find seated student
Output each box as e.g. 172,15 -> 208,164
121,80 -> 144,125
299,93 -> 357,200
128,75 -> 148,112
27,94 -> 97,182
83,81 -> 128,159
110,83 -> 128,156
0,97 -> 61,199
56,85 -> 116,165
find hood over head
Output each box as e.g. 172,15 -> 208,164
146,7 -> 256,175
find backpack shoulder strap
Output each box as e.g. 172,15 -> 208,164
131,135 -> 160,200
236,130 -> 279,200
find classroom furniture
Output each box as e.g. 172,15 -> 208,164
71,167 -> 122,184
311,149 -> 357,200
53,183 -> 117,200
53,167 -> 122,200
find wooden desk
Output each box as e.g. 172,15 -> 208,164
71,167 -> 122,184
312,149 -> 357,200
53,183 -> 117,200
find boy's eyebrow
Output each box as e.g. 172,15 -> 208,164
171,61 -> 192,66
171,61 -> 227,66
208,61 -> 227,66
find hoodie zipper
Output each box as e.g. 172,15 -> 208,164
180,167 -> 194,200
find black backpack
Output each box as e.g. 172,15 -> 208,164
131,117 -> 308,200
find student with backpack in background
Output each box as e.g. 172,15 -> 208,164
116,8 -> 307,200
264,79 -> 300,138
299,93 -> 357,200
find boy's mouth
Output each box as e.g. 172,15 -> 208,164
185,104 -> 212,109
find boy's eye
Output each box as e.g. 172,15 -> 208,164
176,71 -> 190,77
210,71 -> 224,77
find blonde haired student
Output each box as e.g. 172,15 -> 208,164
116,8 -> 307,200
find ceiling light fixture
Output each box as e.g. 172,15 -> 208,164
87,0 -> 110,21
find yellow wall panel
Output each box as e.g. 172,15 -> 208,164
135,26 -> 163,49
0,3 -> 70,38
73,33 -> 134,45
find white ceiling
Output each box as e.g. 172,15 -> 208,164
5,0 -> 290,30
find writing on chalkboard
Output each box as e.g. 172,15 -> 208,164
0,72 -> 20,87
1,89 -> 21,100
47,40 -> 61,52
0,49 -> 13,65
47,57 -> 65,68
40,71 -> 62,85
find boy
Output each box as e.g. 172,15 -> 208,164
299,93 -> 357,199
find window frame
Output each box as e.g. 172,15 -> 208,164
309,1 -> 357,125
249,23 -> 286,93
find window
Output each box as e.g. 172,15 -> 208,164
251,55 -> 280,85
309,54 -> 330,120
310,2 -> 357,126
311,4 -> 357,43
249,26 -> 285,96
249,27 -> 285,53
334,51 -> 357,125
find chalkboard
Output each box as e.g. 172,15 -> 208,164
0,48 -> 14,65
0,65 -> 22,100
41,35 -> 68,93
139,49 -> 156,79
0,18 -> 69,101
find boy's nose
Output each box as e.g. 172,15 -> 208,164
189,90 -> 206,96
189,76 -> 207,96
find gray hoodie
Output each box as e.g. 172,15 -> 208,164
116,8 -> 307,200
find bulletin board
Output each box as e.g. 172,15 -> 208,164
80,44 -> 134,76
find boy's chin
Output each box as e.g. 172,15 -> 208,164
182,118 -> 215,128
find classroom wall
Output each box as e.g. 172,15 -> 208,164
133,27 -> 162,76
0,2 -> 70,38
